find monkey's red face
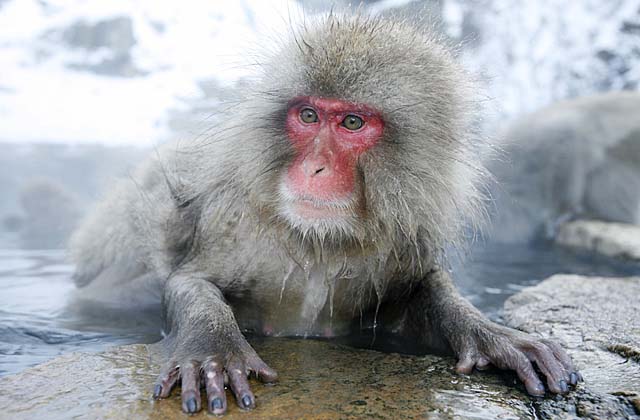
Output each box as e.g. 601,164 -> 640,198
280,96 -> 384,227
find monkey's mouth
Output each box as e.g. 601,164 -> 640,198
278,183 -> 353,221
278,182 -> 359,230
291,198 -> 352,220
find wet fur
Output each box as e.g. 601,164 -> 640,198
70,15 -> 486,327
70,15 -> 581,411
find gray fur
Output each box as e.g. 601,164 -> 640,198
70,14 -> 486,328
489,91 -> 640,242
70,14 -> 576,413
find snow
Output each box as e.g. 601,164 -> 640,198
444,0 -> 640,123
0,0 -> 304,145
1,0 -> 638,146
367,0 -> 418,15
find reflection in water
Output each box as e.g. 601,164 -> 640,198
1,243 -> 639,376
452,241 -> 640,320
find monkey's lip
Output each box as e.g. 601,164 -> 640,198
279,183 -> 354,221
290,197 -> 352,220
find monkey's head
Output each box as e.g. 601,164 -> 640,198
226,14 -> 484,258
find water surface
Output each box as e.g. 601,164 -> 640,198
1,242 -> 639,376
0,249 -> 161,376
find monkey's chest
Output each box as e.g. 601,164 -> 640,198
208,231 -> 405,337
223,265 -> 382,338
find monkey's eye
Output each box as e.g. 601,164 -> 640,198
342,115 -> 364,131
299,108 -> 318,124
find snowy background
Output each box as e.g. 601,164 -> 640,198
1,0 -> 638,146
0,0 -> 639,247
0,0 -> 307,145
445,0 -> 640,123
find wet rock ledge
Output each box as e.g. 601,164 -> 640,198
505,274 -> 640,419
1,275 -> 639,419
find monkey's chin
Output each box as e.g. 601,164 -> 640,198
278,185 -> 358,237
282,206 -> 358,239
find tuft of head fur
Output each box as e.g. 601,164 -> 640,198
177,13 -> 488,274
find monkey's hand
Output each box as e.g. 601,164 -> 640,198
419,269 -> 581,396
153,275 -> 277,415
448,316 -> 581,396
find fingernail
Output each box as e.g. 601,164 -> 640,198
569,372 -> 578,385
186,397 -> 198,413
211,398 -> 223,411
558,380 -> 568,393
242,395 -> 253,408
153,384 -> 162,398
534,383 -> 545,395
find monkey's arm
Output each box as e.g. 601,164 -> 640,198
153,273 -> 277,415
408,269 -> 581,396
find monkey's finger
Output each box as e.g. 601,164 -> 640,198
228,359 -> 255,410
203,358 -> 226,415
247,356 -> 278,383
455,350 -> 476,375
153,363 -> 179,399
475,356 -> 492,371
540,339 -> 581,385
526,344 -> 570,394
179,361 -> 201,414
506,349 -> 546,396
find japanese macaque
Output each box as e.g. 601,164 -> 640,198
70,14 -> 580,415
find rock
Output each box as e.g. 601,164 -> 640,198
1,275 -> 639,419
56,16 -> 145,77
504,274 -> 640,419
0,339 -> 536,419
556,220 -> 640,260
489,91 -> 640,243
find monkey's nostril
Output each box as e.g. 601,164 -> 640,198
314,167 -> 325,175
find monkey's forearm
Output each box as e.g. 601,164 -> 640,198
403,269 -> 478,353
162,274 -> 240,347
416,270 -> 485,348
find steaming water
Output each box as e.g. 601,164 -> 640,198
1,242 -> 639,376
0,248 -> 162,376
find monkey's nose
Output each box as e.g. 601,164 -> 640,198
302,156 -> 330,177
306,165 -> 327,177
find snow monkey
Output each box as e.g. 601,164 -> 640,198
70,14 -> 580,415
